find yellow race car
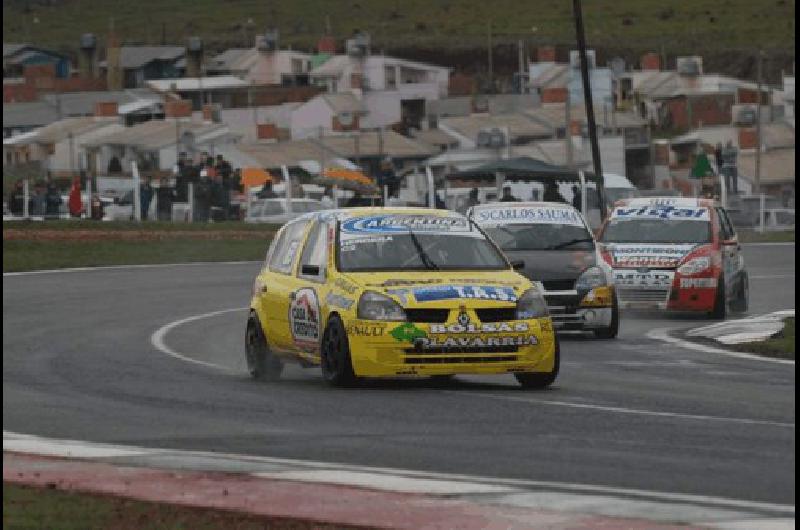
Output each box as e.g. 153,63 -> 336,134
246,207 -> 559,388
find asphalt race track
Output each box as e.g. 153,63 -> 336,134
3,243 -> 795,506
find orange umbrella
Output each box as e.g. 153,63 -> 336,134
241,167 -> 274,189
321,167 -> 374,187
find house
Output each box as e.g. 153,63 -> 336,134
310,49 -> 450,130
99,46 -> 186,89
206,42 -> 313,86
3,43 -> 70,78
290,93 -> 368,139
83,118 -> 237,175
3,115 -> 122,177
3,100 -> 60,137
437,113 -> 553,149
528,47 -> 613,106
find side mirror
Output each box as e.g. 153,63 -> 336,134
301,264 -> 320,276
511,260 -> 525,271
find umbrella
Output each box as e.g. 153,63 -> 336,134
241,167 -> 274,189
315,167 -> 377,193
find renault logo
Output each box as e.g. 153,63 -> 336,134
457,308 -> 471,326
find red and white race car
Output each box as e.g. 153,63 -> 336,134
597,197 -> 748,318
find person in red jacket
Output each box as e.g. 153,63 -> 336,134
68,177 -> 83,218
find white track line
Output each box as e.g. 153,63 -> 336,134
3,261 -> 260,277
648,327 -> 795,365
449,392 -> 794,429
742,242 -> 795,246
150,307 -> 247,373
3,430 -> 795,517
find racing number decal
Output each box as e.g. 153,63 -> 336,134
289,288 -> 320,346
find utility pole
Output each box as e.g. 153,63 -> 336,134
572,0 -> 606,218
754,49 -> 763,194
565,95 -> 573,168
487,20 -> 493,94
518,39 -> 525,94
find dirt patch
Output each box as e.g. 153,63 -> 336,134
3,229 -> 272,242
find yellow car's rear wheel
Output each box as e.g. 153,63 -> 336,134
514,338 -> 560,389
245,314 -> 283,381
321,315 -> 357,387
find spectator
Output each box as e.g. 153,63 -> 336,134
29,182 -> 46,216
346,191 -> 363,207
108,155 -> 122,173
210,173 -> 229,221
156,177 -> 175,221
571,184 -> 582,211
9,180 -> 25,216
68,177 -> 83,218
140,177 -> 154,220
258,181 -> 277,199
499,186 -> 519,202
215,154 -> 232,181
543,181 -> 567,203
714,143 -> 723,174
466,187 -> 480,209
194,170 -> 212,222
45,179 -> 62,219
230,167 -> 242,193
90,194 -> 104,220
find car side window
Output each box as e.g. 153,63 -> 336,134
268,220 -> 308,275
298,221 -> 328,282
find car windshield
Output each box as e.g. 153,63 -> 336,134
601,218 -> 712,243
337,215 -> 508,271
484,223 -> 594,251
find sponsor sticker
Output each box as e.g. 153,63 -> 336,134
475,206 -> 584,227
414,336 -> 538,348
334,278 -> 358,294
341,215 -> 470,235
679,277 -> 717,288
390,322 -> 428,343
413,285 -> 518,303
612,206 -> 710,221
347,323 -> 387,337
429,322 -> 529,334
613,270 -> 674,289
289,288 -> 320,345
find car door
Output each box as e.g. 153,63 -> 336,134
260,219 -> 312,352
293,219 -> 332,363
715,207 -> 739,301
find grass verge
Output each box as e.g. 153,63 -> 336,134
3,483 -> 349,530
729,318 -> 795,360
738,230 -> 795,243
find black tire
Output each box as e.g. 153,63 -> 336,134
515,338 -> 560,389
593,294 -> 620,339
430,374 -> 456,385
321,315 -> 357,387
245,315 -> 283,381
709,277 -> 727,320
730,273 -> 749,314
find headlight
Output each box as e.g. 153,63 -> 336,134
677,257 -> 711,275
516,288 -> 549,319
357,291 -> 406,321
575,266 -> 607,291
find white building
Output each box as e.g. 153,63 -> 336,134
290,93 -> 368,139
207,43 -> 313,86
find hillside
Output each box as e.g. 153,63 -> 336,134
3,0 -> 796,80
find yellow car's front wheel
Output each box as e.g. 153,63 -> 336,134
321,316 -> 358,387
514,338 -> 560,389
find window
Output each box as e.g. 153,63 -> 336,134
298,221 -> 328,281
385,66 -> 397,89
268,220 -> 309,274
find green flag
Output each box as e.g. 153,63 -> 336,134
690,153 -> 714,179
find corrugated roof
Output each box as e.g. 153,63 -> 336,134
738,147 -> 795,184
208,48 -> 251,72
85,120 -> 228,150
310,55 -> 350,77
147,76 -> 248,92
440,113 -> 553,141
523,103 -> 645,129
530,64 -> 569,89
24,116 -> 119,144
3,43 -> 30,58
635,72 -> 680,98
321,93 -> 366,114
763,121 -> 795,149
118,46 -> 185,69
42,90 -> 157,116
2,101 -> 59,129
238,139 -> 326,168
320,130 -> 434,158
410,128 -> 459,148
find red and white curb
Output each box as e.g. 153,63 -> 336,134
3,431 -> 794,529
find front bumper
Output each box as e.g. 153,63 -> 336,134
345,317 -> 557,377
613,269 -> 718,311
543,288 -> 614,331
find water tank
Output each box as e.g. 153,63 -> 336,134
569,50 -> 596,70
257,29 -> 279,51
346,32 -> 370,57
677,57 -> 702,76
80,33 -> 97,50
736,106 -> 756,126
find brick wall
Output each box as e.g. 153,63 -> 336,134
641,53 -> 661,71
738,127 -> 757,150
541,87 -> 567,103
537,46 -> 556,62
448,72 -> 475,97
318,36 -> 337,54
3,83 -> 38,103
164,99 -> 192,118
332,114 -> 360,131
654,142 -> 670,165
94,101 -> 118,117
664,94 -> 734,129
256,123 -> 279,140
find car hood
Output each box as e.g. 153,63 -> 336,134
341,270 -> 530,307
503,249 -> 596,282
602,243 -> 699,269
